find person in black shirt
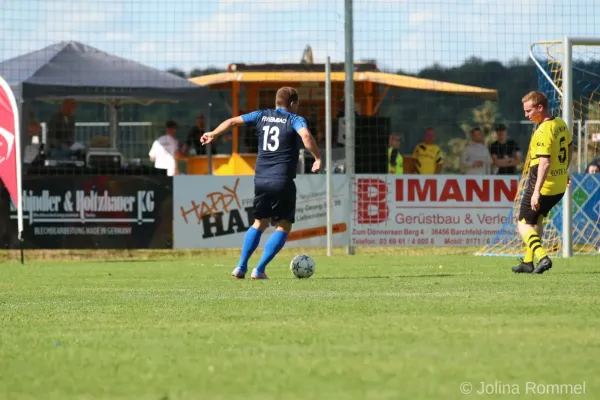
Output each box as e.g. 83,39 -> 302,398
182,114 -> 206,155
489,123 -> 522,175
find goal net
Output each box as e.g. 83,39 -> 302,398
478,39 -> 600,257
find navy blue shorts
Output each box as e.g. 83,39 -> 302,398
253,178 -> 296,223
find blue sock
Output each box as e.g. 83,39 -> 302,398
237,227 -> 262,272
255,230 -> 288,274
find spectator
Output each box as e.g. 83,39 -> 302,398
460,127 -> 492,175
46,99 -> 77,154
27,111 -> 42,138
388,133 -> 404,174
23,112 -> 43,164
411,127 -> 443,174
182,114 -> 206,156
587,160 -> 600,174
489,123 -> 522,175
149,120 -> 181,176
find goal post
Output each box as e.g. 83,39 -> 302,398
478,36 -> 600,258
562,36 -> 574,258
563,37 -> 600,256
537,37 -> 600,257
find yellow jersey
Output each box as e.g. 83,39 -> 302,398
412,143 -> 442,174
528,117 -> 572,196
388,147 -> 404,174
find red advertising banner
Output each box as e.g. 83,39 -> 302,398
0,77 -> 20,208
353,175 -> 519,246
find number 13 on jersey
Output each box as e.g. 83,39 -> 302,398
262,126 -> 280,151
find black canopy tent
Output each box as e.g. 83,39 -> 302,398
0,40 -> 208,149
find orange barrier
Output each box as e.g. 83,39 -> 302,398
287,223 -> 347,242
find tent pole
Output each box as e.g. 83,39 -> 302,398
109,103 -> 119,149
18,98 -> 27,264
232,82 -> 240,155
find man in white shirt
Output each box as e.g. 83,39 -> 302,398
149,120 -> 181,176
460,127 -> 492,175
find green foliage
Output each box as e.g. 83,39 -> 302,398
445,137 -> 468,173
166,68 -> 187,79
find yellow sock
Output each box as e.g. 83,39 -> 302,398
524,229 -> 547,260
523,246 -> 534,263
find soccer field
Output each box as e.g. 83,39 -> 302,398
1,253 -> 598,400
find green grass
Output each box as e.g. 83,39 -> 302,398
1,254 -> 599,400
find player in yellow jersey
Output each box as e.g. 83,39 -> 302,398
411,128 -> 443,174
513,91 -> 573,274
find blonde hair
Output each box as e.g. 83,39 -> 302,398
521,91 -> 548,109
275,87 -> 299,107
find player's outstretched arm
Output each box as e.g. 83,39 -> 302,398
200,116 -> 245,145
297,127 -> 322,173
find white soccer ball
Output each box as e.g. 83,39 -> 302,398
290,254 -> 315,279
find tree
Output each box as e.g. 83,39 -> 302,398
460,100 -> 503,143
189,67 -> 225,78
167,68 -> 187,78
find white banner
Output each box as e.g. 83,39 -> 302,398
352,175 -> 519,246
173,175 -> 350,248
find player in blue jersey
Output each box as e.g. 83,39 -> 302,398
200,87 -> 322,280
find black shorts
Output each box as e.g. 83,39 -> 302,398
253,178 -> 296,224
518,188 -> 564,225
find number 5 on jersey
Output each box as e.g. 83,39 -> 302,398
558,136 -> 567,163
262,126 -> 280,151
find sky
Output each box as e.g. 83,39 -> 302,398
1,0 -> 599,74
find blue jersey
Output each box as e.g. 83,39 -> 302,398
242,108 -> 307,180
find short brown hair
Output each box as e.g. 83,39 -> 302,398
522,91 -> 548,109
275,86 -> 299,107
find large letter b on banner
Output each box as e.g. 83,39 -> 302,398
356,178 -> 389,224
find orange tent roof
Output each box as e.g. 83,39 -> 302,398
189,71 -> 498,101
